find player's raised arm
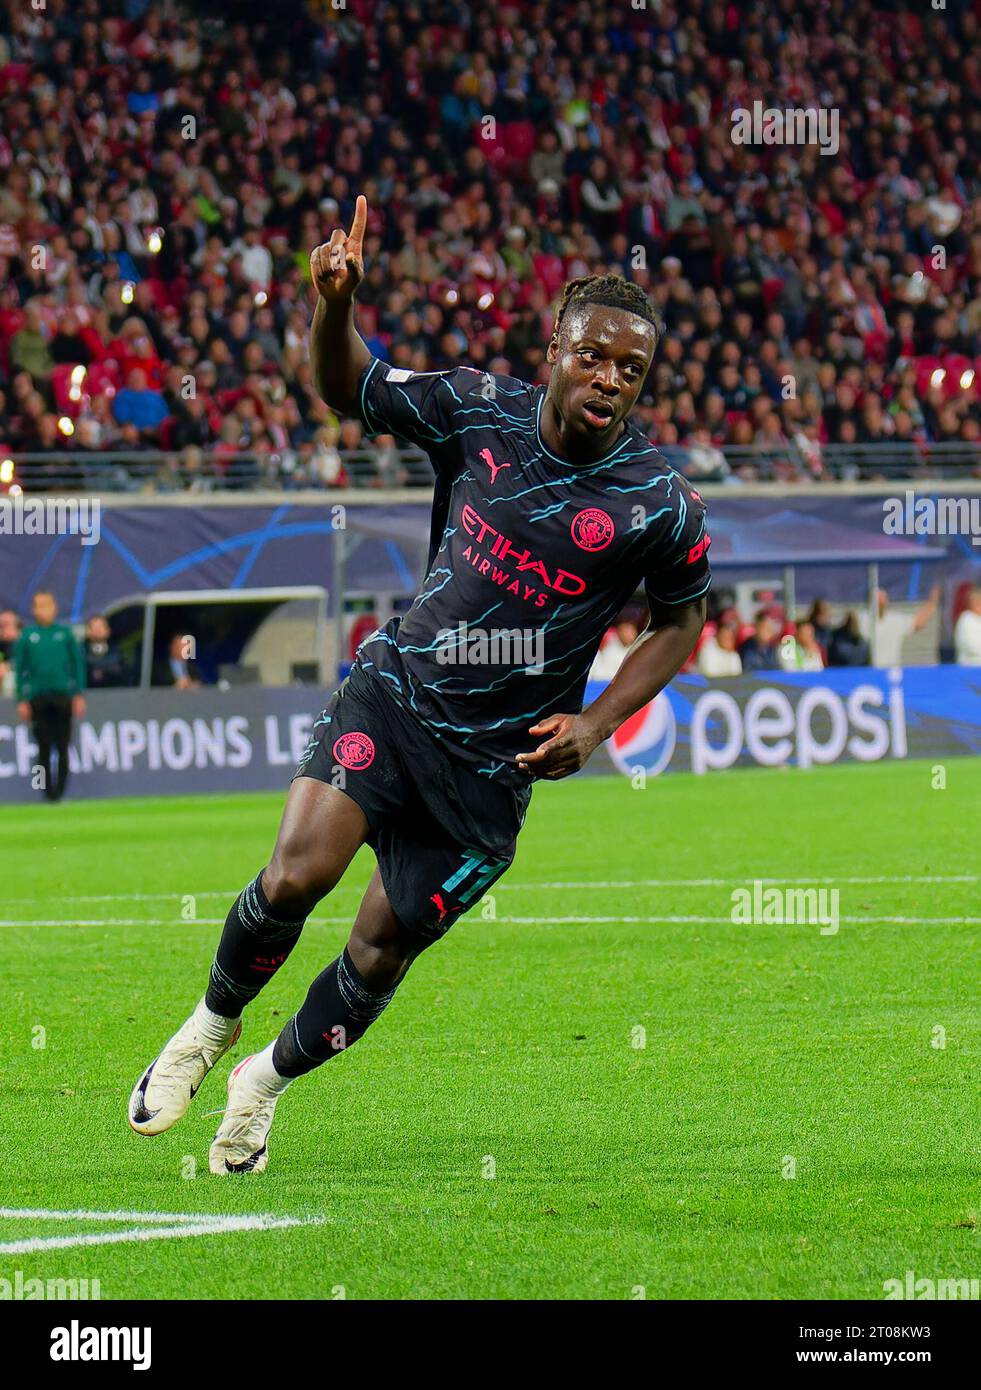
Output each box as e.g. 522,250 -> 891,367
309,193 -> 372,418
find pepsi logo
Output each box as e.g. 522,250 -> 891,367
571,508 -> 615,552
606,692 -> 677,778
332,731 -> 375,771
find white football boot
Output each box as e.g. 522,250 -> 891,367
128,998 -> 242,1136
209,1050 -> 286,1175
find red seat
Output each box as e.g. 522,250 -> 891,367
761,277 -> 784,312
86,359 -> 122,396
51,363 -> 85,416
916,354 -> 971,400
531,252 -> 565,299
501,121 -> 536,173
471,120 -> 509,174
163,277 -> 189,312
952,581 -> 974,624
0,63 -> 31,94
144,278 -> 170,310
914,355 -> 942,394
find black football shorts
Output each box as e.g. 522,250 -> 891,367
294,661 -> 531,940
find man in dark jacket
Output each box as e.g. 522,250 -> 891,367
0,607 -> 21,694
84,614 -> 127,688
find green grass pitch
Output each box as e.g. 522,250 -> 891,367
1,758 -> 977,1300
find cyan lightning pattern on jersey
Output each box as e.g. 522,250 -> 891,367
355,360 -> 712,785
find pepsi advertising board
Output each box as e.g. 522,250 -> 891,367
595,666 -> 981,779
0,666 -> 978,801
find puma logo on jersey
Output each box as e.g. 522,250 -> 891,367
479,447 -> 510,485
430,892 -> 460,926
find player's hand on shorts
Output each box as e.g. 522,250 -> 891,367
311,194 -> 367,304
72,695 -> 86,718
16,701 -> 31,722
517,713 -> 602,780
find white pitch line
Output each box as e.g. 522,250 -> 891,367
496,915 -> 981,925
0,1213 -> 319,1257
0,919 -> 232,927
500,872 -> 972,884
498,874 -> 981,889
3,873 -> 976,908
5,890 -> 240,905
0,1207 -> 240,1223
0,918 -> 334,927
2,915 -> 979,929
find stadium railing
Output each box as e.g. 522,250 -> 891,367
2,442 -> 979,493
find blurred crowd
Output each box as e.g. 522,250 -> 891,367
5,583 -> 981,698
0,602 -> 209,693
589,581 -> 981,677
0,0 -> 978,492
0,603 -> 123,696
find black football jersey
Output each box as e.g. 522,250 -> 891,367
355,359 -> 711,784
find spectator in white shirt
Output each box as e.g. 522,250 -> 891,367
859,586 -> 941,667
589,613 -> 642,682
310,424 -> 346,486
234,227 -> 272,290
778,620 -> 825,671
697,620 -> 743,678
953,587 -> 981,666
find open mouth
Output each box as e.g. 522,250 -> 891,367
581,399 -> 616,429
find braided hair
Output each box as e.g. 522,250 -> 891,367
552,275 -> 662,344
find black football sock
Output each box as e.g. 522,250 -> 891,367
205,871 -> 307,1019
271,947 -> 398,1078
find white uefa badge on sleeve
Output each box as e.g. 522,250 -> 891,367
383,368 -> 453,383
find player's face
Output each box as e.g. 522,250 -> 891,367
547,304 -> 657,442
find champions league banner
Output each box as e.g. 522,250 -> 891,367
0,666 -> 978,802
0,687 -> 320,803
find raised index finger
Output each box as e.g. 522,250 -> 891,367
347,194 -> 368,252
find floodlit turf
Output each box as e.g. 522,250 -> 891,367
1,758 -> 978,1300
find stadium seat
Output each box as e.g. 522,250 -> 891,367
952,581 -> 974,624
86,359 -> 123,396
501,121 -> 536,173
50,363 -> 87,416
